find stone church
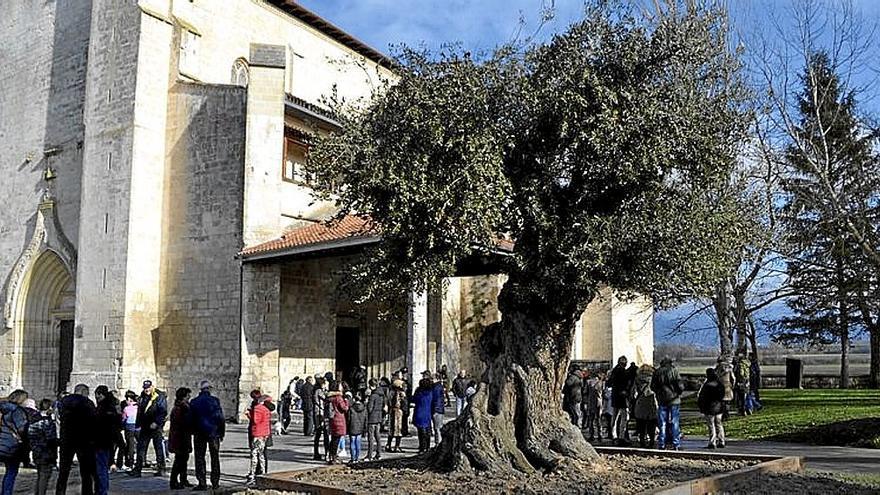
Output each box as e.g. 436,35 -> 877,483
0,0 -> 653,415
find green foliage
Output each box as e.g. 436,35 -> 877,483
774,51 -> 880,348
681,388 -> 880,447
309,1 -> 752,315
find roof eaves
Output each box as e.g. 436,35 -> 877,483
238,235 -> 380,262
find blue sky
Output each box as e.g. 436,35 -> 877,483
296,1 -> 880,345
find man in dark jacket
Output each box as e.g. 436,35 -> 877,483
313,377 -> 330,460
94,386 -> 122,495
351,365 -> 368,401
300,376 -> 315,436
562,366 -> 583,426
697,367 -> 726,449
56,384 -> 98,495
651,357 -> 683,450
131,380 -> 168,477
608,356 -> 631,444
189,380 -> 225,491
452,370 -> 469,417
398,368 -> 412,437
365,379 -> 384,460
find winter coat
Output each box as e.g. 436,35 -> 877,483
749,360 -> 761,392
189,391 -> 225,440
352,367 -> 368,393
582,378 -> 603,414
411,386 -> 434,429
136,390 -> 168,430
169,401 -> 193,454
366,389 -> 385,424
347,401 -> 367,436
328,395 -> 349,436
58,393 -> 97,446
247,402 -> 271,439
651,362 -> 683,406
608,365 -> 631,408
431,382 -> 445,414
280,390 -> 293,418
27,413 -> 57,466
562,372 -> 583,406
0,402 -> 29,461
95,396 -> 123,450
631,366 -> 658,421
299,382 -> 315,412
452,377 -> 469,399
697,379 -> 725,416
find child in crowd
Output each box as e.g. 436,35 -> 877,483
27,399 -> 57,495
347,394 -> 367,463
120,390 -> 138,470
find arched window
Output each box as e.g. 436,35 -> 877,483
231,58 -> 249,87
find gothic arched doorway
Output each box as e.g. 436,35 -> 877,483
14,250 -> 76,396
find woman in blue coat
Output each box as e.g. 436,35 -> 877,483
0,390 -> 30,495
410,378 -> 435,453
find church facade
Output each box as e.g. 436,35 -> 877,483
0,0 -> 653,416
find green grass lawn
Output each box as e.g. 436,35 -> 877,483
681,389 -> 880,447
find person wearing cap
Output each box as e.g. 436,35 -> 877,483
189,380 -> 225,491
94,385 -> 122,495
131,380 -> 168,477
56,384 -> 98,495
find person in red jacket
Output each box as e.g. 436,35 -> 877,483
327,382 -> 350,464
245,393 -> 271,485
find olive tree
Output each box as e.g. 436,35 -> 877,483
309,1 -> 750,474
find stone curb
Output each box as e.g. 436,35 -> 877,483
256,465 -> 354,494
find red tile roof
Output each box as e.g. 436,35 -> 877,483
239,215 -> 378,258
238,214 -> 515,259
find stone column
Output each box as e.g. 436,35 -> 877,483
407,290 -> 428,375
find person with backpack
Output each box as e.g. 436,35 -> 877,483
28,398 -> 57,495
631,364 -> 658,448
733,354 -> 751,416
697,367 -> 726,449
0,389 -> 30,495
651,357 -> 683,450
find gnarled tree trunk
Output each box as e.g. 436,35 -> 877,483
429,279 -> 598,474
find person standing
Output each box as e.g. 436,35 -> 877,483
698,368 -> 726,449
119,391 -> 138,471
245,394 -> 271,485
28,398 -> 57,495
430,373 -> 445,445
327,383 -> 349,464
57,384 -> 98,495
131,380 -> 168,477
411,378 -> 434,453
168,387 -> 193,490
398,368 -> 412,437
581,371 -> 604,442
365,379 -> 384,460
279,381 -> 294,434
346,394 -> 367,463
452,370 -> 469,417
562,365 -> 584,426
651,357 -> 683,450
438,365 -> 451,406
312,377 -> 330,461
189,380 -> 225,491
748,353 -> 762,411
0,389 -> 30,495
351,366 -> 368,401
94,386 -> 122,495
385,380 -> 406,453
299,376 -> 315,436
631,364 -> 658,448
608,356 -> 631,445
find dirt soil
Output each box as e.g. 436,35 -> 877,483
248,454 -> 758,495
718,472 -> 880,494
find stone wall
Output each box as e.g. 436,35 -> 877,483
0,0 -> 91,395
156,82 -> 247,415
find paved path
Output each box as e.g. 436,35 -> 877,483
1,411 -> 877,493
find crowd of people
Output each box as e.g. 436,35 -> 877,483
562,351 -> 763,451
0,380 -> 225,494
278,365 -> 477,469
